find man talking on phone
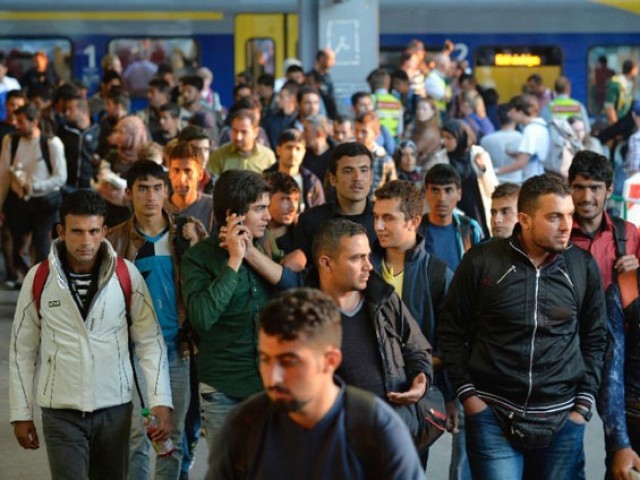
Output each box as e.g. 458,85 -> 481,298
181,169 -> 299,455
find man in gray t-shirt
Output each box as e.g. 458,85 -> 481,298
164,141 -> 213,232
480,105 -> 523,185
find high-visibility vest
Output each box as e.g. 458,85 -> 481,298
548,96 -> 582,120
374,92 -> 403,138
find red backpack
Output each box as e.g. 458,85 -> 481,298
32,256 -> 131,318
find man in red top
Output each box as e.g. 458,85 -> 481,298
569,150 -> 640,290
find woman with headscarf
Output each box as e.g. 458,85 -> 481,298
393,139 -> 423,190
107,115 -> 148,175
97,115 -> 148,226
442,119 -> 490,237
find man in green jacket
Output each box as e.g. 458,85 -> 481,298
180,169 -> 298,453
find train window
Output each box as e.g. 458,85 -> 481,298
379,44 -> 443,71
244,38 -> 275,80
474,46 -> 563,103
108,38 -> 199,96
0,38 -> 72,86
587,46 -> 640,116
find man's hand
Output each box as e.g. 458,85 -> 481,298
282,249 -> 307,272
569,410 -> 587,425
387,373 -> 427,405
14,420 -> 39,449
612,447 -> 640,480
445,400 -> 460,433
615,255 -> 639,275
221,214 -> 250,271
463,395 -> 488,416
148,406 -> 172,441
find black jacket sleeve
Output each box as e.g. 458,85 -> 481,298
437,250 -> 481,400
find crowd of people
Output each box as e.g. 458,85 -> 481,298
3,38 -> 640,480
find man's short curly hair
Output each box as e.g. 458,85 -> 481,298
60,189 -> 106,227
375,180 -> 423,219
259,288 -> 342,347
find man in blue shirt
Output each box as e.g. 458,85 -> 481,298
419,163 -> 483,272
108,160 -> 207,479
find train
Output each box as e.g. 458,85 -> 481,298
0,0 -> 639,115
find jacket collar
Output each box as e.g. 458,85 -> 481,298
306,267 -> 394,311
51,238 -> 118,289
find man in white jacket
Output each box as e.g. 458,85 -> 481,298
9,189 -> 172,480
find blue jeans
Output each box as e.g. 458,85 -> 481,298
42,403 -> 132,480
465,407 -> 585,480
199,382 -> 241,453
129,348 -> 190,480
181,351 -> 201,474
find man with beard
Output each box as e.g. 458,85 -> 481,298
207,288 -> 425,480
569,151 -> 640,291
308,219 -> 434,453
438,174 -> 607,479
294,142 -> 376,263
568,153 -> 640,479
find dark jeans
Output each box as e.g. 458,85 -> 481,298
465,406 -> 585,480
41,403 -> 133,480
6,190 -> 60,272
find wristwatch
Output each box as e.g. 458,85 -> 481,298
573,405 -> 593,422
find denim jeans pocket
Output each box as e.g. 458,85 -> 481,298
465,405 -> 491,419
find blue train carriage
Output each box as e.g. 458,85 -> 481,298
0,0 -> 638,118
0,3 -> 298,110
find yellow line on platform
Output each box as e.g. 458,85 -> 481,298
0,11 -> 224,21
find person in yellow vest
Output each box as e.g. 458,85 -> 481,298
543,76 -> 590,133
424,53 -> 453,121
369,68 -> 404,140
604,60 -> 638,126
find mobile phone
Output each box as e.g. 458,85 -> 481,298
631,469 -> 640,480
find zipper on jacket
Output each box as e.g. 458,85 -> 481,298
523,268 -> 541,413
496,265 -> 516,285
559,268 -> 574,289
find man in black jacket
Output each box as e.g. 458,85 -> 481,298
311,217 -> 433,449
438,174 -> 607,479
58,96 -> 100,192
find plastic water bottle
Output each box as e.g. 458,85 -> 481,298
141,408 -> 174,456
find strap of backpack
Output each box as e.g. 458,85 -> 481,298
344,386 -> 378,478
115,256 -> 132,322
10,133 -> 20,167
32,260 -> 50,317
458,216 -> 472,253
40,134 -> 52,174
114,256 -> 145,409
618,269 -> 639,310
611,216 -> 628,259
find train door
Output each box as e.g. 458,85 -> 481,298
474,46 -> 563,102
234,13 -> 298,84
